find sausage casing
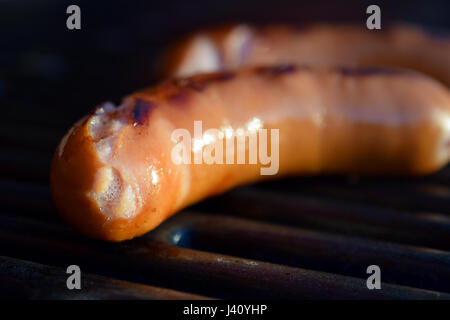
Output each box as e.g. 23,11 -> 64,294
164,24 -> 450,86
50,66 -> 450,241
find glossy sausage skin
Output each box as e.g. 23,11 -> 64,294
163,24 -> 450,86
50,66 -> 450,241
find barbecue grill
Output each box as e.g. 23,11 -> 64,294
2,122 -> 450,299
2,0 -> 450,300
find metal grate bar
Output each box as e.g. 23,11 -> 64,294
0,256 -> 209,300
272,178 -> 450,213
0,149 -> 51,181
158,212 -> 450,293
0,179 -> 56,218
197,188 -> 450,251
0,214 -> 448,299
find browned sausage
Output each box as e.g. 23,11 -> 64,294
163,24 -> 450,86
50,66 -> 450,241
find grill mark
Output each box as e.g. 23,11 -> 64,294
187,81 -> 207,92
337,67 -> 408,76
175,71 -> 236,92
256,64 -> 300,76
209,71 -> 236,82
168,92 -> 191,105
132,99 -> 156,126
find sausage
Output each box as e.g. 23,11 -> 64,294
50,66 -> 450,241
163,24 -> 450,86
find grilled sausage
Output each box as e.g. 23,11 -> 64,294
163,24 -> 450,86
50,66 -> 450,241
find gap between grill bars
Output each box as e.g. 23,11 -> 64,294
2,124 -> 450,298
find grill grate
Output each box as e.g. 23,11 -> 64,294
0,256 -> 208,300
1,120 -> 450,299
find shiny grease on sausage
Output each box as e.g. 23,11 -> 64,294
50,66 -> 450,241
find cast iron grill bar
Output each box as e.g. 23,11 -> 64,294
0,214 -> 448,299
0,179 -> 56,218
0,123 -> 61,153
268,178 -> 450,213
0,256 -> 209,300
0,148 -> 51,181
197,188 -> 450,250
156,212 -> 450,293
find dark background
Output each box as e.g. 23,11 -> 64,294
2,0 -> 450,128
0,0 -> 449,181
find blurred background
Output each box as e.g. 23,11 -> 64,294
2,0 -> 450,133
